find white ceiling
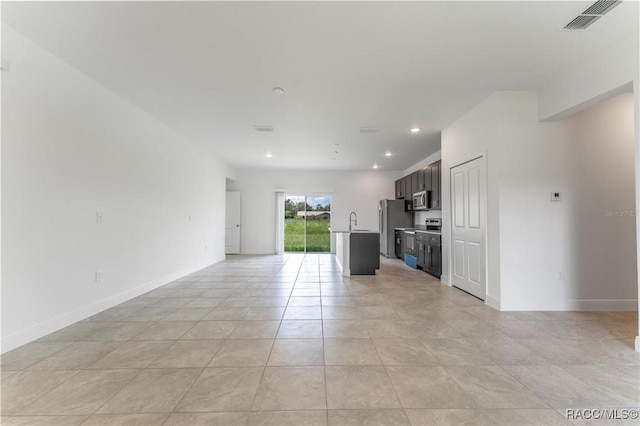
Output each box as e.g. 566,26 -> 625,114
3,1 -> 638,171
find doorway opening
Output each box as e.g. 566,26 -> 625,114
225,191 -> 241,255
284,194 -> 331,253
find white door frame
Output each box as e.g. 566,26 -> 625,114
225,191 -> 241,255
448,153 -> 490,304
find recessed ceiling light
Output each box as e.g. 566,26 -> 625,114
410,127 -> 421,133
373,164 -> 379,169
272,87 -> 285,95
385,152 -> 392,157
266,152 -> 273,158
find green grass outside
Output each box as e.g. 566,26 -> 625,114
285,218 -> 330,252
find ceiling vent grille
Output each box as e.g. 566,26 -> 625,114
359,127 -> 379,134
564,0 -> 622,30
583,0 -> 622,15
253,125 -> 274,132
565,14 -> 601,30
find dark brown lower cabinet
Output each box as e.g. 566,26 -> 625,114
416,232 -> 441,278
417,234 -> 428,268
394,230 -> 404,259
426,234 -> 441,277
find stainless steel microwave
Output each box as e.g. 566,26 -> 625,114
412,190 -> 428,210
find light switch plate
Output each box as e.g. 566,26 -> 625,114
550,192 -> 561,201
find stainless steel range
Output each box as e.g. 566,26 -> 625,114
424,218 -> 442,232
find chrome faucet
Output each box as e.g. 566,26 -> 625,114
349,211 -> 358,232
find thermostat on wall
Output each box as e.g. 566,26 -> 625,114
550,192 -> 561,201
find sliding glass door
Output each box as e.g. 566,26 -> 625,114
284,194 -> 331,252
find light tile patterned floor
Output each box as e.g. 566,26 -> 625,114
1,254 -> 639,425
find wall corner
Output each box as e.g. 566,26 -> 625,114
486,294 -> 501,311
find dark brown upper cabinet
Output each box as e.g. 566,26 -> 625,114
429,160 -> 441,210
395,160 -> 441,210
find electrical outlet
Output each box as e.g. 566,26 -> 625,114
96,211 -> 103,224
95,270 -> 103,284
189,215 -> 192,223
556,271 -> 563,280
204,244 -> 208,251
550,192 -> 561,201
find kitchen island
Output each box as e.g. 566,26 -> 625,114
332,230 -> 380,276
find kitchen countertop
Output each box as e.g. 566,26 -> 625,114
394,226 -> 441,235
329,228 -> 378,234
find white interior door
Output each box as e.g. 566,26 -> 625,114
225,191 -> 241,254
450,157 -> 486,300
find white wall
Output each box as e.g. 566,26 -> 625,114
636,78 -> 640,352
231,169 -> 400,254
441,92 -> 513,306
533,15 -> 639,344
538,42 -> 637,122
1,27 -> 230,352
558,93 -> 637,304
442,91 -> 636,311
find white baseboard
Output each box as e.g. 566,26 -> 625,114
485,294 -> 501,310
440,274 -> 450,286
240,249 -> 276,255
1,258 -> 221,354
570,299 -> 638,311
501,299 -> 638,312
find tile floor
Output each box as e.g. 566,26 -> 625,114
1,254 -> 639,425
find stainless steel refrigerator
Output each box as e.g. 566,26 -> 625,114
379,199 -> 413,258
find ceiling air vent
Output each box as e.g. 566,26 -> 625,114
359,127 -> 379,134
564,0 -> 622,30
253,125 -> 274,132
583,0 -> 622,15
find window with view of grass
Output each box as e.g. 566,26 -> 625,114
284,194 -> 331,252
